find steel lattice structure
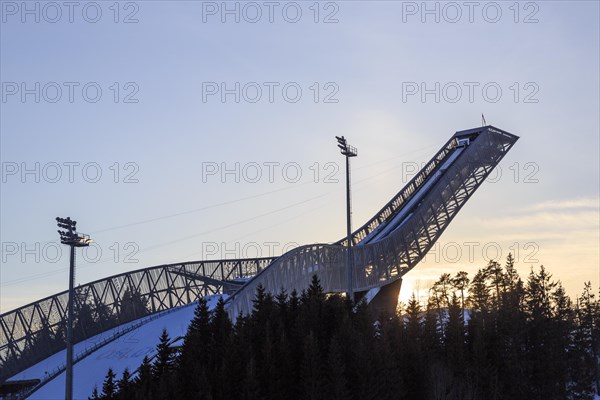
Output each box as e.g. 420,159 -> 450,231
0,258 -> 274,381
333,133 -> 458,248
0,125 -> 518,383
226,126 -> 518,316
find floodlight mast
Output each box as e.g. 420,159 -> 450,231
56,217 -> 91,400
335,136 -> 357,301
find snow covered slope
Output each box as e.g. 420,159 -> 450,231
10,295 -> 224,400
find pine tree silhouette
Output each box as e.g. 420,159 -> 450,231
116,368 -> 132,400
134,356 -> 153,400
100,368 -> 116,400
86,263 -> 600,400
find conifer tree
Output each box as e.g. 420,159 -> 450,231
226,315 -> 252,399
306,274 -> 325,301
496,254 -> 527,398
405,293 -> 422,341
422,296 -> 441,355
452,271 -> 470,313
116,368 -> 132,400
524,266 -> 561,399
89,386 -> 100,400
403,292 -> 424,397
134,356 -> 153,400
485,260 -> 504,310
100,368 -> 117,400
275,288 -> 289,329
569,283 -> 597,399
445,293 -> 466,371
152,328 -> 174,379
432,273 -> 452,336
210,296 -> 233,399
469,268 -> 491,312
252,284 -> 268,314
548,283 -> 573,398
176,298 -> 211,398
152,328 -> 175,399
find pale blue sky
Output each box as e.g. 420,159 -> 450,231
1,1 -> 599,311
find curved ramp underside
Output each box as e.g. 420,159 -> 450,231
0,125 -> 518,382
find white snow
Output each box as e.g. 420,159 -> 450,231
10,295 -> 225,400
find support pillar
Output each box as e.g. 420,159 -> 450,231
367,278 -> 402,317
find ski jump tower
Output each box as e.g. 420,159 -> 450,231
225,125 -> 519,316
0,125 -> 518,385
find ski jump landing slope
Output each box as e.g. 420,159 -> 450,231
11,296 -> 224,400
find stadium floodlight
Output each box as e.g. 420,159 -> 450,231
335,136 -> 358,301
56,217 -> 91,400
336,136 -> 358,157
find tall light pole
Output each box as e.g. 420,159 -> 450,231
335,136 -> 357,301
56,217 -> 92,400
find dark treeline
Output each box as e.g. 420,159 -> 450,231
92,254 -> 599,400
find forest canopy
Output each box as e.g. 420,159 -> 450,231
92,255 -> 599,400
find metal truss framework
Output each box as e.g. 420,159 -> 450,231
226,127 -> 519,317
0,258 -> 274,381
0,125 -> 518,382
334,132 -> 459,248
